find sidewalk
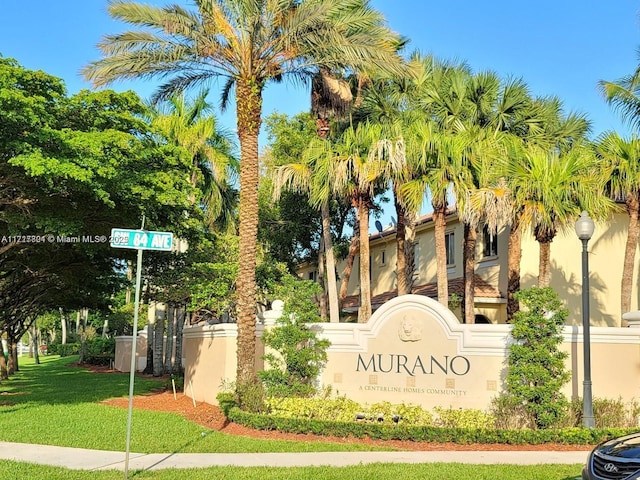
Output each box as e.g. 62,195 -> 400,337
0,442 -> 590,471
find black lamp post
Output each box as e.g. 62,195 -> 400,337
575,210 -> 595,428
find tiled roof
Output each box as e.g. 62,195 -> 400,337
369,207 -> 459,241
341,275 -> 502,311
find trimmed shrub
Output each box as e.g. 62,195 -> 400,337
225,406 -> 640,446
216,392 -> 237,416
83,337 -> 115,366
258,274 -> 330,398
489,393 -> 536,429
48,342 -> 80,357
433,406 -> 495,430
507,287 -> 570,429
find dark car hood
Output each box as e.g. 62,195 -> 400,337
597,433 -> 640,458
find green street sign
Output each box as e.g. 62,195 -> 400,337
110,228 -> 173,251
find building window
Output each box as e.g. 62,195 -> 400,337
483,225 -> 498,257
381,250 -> 386,265
445,232 -> 455,266
308,270 -> 317,282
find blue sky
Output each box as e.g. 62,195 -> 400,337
2,0 -> 639,139
1,1 -> 639,226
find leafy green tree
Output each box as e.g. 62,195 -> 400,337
0,57 -> 197,374
83,0 -> 403,386
506,287 -> 570,429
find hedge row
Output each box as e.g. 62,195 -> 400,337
226,406 -> 636,445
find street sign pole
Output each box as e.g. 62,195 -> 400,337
124,243 -> 143,480
110,222 -> 173,480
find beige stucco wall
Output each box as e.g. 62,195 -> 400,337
114,329 -> 184,373
178,295 -> 640,409
114,331 -> 147,372
181,324 -> 266,405
520,211 -> 639,327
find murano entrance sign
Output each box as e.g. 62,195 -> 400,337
173,292 -> 640,410
313,295 -> 510,410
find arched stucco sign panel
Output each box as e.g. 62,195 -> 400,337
315,295 -> 512,409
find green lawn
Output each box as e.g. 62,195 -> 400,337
0,460 -> 582,480
0,355 -> 583,479
0,356 -> 381,453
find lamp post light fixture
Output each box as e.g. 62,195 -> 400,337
575,210 -> 595,428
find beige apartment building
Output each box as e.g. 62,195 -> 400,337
299,209 -> 637,327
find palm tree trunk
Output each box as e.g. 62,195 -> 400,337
235,80 -> 263,386
358,196 -> 372,322
164,303 -> 174,373
433,205 -> 448,306
174,306 -> 185,374
537,239 -> 552,288
463,224 -> 477,323
339,217 -> 359,309
405,212 -> 417,293
153,311 -> 165,377
321,202 -> 340,322
395,195 -> 408,296
507,216 -> 523,322
316,236 -> 328,322
621,194 -> 640,322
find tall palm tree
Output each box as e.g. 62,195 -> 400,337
502,142 -> 613,287
457,73 -> 537,323
83,0 -> 402,385
309,69 -> 354,323
500,96 -> 591,320
148,89 -> 237,231
402,121 -> 475,306
600,60 -> 640,320
360,54 -> 476,304
146,90 -> 236,375
272,137 -> 341,322
401,60 -> 479,308
596,133 -> 640,318
355,54 -> 424,296
306,122 -> 387,321
599,57 -> 640,132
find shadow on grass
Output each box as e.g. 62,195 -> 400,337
1,355 -> 164,408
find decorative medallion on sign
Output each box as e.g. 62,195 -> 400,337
398,315 -> 422,342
